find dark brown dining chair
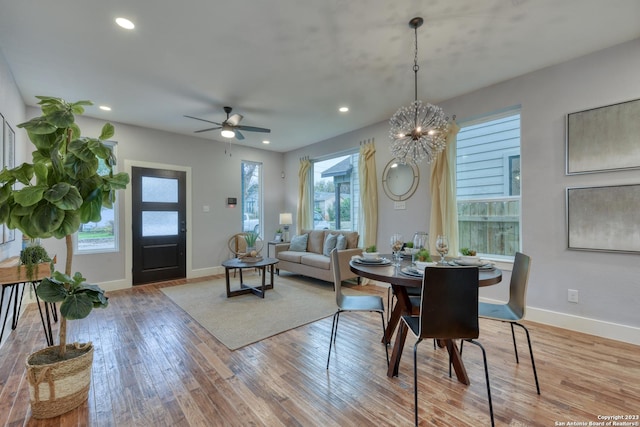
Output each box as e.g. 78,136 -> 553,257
401,266 -> 494,427
477,251 -> 540,394
327,249 -> 389,369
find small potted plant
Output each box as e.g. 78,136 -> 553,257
18,239 -> 53,281
414,249 -> 435,270
459,247 -> 480,264
243,231 -> 260,257
363,244 -> 379,260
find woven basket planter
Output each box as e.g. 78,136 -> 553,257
26,342 -> 94,419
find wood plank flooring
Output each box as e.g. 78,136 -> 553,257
0,274 -> 638,426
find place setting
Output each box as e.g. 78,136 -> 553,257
351,250 -> 392,266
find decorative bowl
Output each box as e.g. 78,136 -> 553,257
459,256 -> 480,264
362,252 -> 380,260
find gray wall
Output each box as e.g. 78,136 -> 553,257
283,38 -> 640,336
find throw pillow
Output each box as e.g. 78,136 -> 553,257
323,233 -> 338,257
335,234 -> 347,250
289,234 -> 308,252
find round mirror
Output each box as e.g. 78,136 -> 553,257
382,160 -> 419,201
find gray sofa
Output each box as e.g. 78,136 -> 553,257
274,229 -> 362,283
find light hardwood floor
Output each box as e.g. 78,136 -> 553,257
0,274 -> 638,426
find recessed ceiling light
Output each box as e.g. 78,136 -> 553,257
339,106 -> 349,113
115,17 -> 135,30
99,105 -> 111,111
262,140 -> 270,144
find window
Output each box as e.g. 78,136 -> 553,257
456,110 -> 521,259
312,152 -> 359,231
76,141 -> 119,253
241,161 -> 262,236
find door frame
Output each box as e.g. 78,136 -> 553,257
124,160 -> 192,286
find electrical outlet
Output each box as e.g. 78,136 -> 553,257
568,289 -> 579,303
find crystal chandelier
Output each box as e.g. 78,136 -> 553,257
389,17 -> 450,164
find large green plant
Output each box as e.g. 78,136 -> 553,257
0,96 -> 129,357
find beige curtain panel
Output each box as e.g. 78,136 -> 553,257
297,157 -> 312,234
429,121 -> 460,257
358,140 -> 378,249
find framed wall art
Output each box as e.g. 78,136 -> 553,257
566,184 -> 640,253
2,114 -> 16,243
566,98 -> 640,174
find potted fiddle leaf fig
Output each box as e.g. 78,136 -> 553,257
0,96 -> 129,418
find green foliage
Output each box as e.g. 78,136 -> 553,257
460,247 -> 477,256
0,96 -> 129,355
244,231 -> 259,248
416,249 -> 432,262
405,242 -> 414,248
0,96 -> 129,239
37,271 -> 108,320
365,245 -> 377,253
19,244 -> 52,280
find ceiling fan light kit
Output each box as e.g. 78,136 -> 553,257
185,105 -> 271,141
389,17 -> 450,165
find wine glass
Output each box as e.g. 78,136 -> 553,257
436,235 -> 449,265
390,233 -> 404,266
412,231 -> 429,265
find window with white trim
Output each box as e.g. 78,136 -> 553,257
456,109 -> 521,259
241,161 -> 263,236
76,141 -> 119,253
312,151 -> 359,231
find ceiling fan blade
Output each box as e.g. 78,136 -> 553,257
184,115 -> 222,126
235,130 -> 245,140
236,125 -> 271,133
227,113 -> 243,126
194,126 -> 222,133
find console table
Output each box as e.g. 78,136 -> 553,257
0,256 -> 57,346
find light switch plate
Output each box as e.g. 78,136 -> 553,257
394,201 -> 406,210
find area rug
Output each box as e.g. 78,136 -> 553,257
161,273 -> 354,350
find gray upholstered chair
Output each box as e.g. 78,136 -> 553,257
402,266 -> 494,427
477,251 -> 540,394
326,248 -> 389,369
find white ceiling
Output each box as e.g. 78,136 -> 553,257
1,0 -> 639,152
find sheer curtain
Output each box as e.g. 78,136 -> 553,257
429,121 -> 460,256
296,157 -> 312,234
358,140 -> 377,249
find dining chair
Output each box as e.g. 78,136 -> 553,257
477,251 -> 540,394
326,248 -> 389,369
401,266 -> 494,427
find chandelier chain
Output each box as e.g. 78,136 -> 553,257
413,25 -> 419,102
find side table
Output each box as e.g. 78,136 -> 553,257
267,241 -> 281,274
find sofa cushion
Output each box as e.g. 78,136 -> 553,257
336,234 -> 347,250
300,253 -> 331,270
277,251 -> 305,263
323,233 -> 338,256
302,229 -> 359,250
289,234 -> 308,252
307,230 -> 325,254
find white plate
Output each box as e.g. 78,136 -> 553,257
453,258 -> 486,266
354,258 -> 391,266
400,267 -> 423,277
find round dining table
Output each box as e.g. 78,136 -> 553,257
350,255 -> 502,384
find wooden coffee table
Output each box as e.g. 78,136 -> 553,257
222,257 -> 279,298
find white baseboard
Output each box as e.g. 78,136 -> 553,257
480,297 -> 640,346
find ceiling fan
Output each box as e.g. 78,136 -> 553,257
184,106 -> 271,140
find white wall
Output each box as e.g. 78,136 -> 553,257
283,38 -> 640,344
